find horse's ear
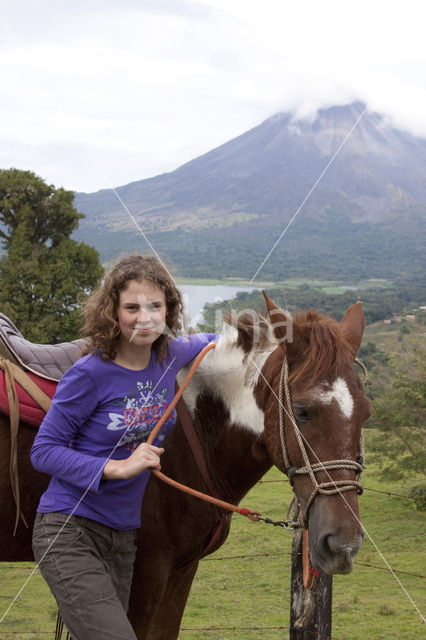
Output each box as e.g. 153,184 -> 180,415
340,302 -> 365,357
262,290 -> 280,316
262,290 -> 298,350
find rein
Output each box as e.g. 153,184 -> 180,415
146,343 -> 262,522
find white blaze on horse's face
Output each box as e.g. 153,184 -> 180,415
181,324 -> 274,433
314,378 -> 354,418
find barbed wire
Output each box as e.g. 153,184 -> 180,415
255,479 -> 422,503
399,531 -> 424,540
354,561 -> 425,579
362,486 -> 420,501
2,550 -> 423,580
202,550 -> 293,561
200,552 -> 424,579
0,627 -> 342,638
180,625 -> 323,636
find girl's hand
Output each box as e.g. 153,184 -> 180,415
102,443 -> 165,480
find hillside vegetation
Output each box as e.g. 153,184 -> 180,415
73,209 -> 426,283
199,280 -> 425,327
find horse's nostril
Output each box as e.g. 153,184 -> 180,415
319,533 -> 333,556
319,533 -> 362,559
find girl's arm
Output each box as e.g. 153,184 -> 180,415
31,362 -> 108,493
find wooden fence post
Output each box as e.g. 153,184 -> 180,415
290,526 -> 333,640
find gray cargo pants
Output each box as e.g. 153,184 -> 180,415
32,512 -> 138,640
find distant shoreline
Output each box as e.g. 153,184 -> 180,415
175,277 -> 390,293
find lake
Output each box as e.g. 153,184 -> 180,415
178,284 -> 258,327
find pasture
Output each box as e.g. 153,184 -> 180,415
0,430 -> 424,640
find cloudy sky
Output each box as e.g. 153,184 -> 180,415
1,0 -> 426,193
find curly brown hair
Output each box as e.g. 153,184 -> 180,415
81,255 -> 184,361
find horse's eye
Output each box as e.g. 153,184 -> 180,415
293,405 -> 312,422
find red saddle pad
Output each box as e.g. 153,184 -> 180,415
0,370 -> 57,427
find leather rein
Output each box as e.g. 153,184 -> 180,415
146,343 -> 262,522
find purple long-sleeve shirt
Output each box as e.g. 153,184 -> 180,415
31,333 -> 217,530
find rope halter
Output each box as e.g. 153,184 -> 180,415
278,356 -> 367,529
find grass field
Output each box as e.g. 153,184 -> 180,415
0,430 -> 424,640
180,457 -> 425,640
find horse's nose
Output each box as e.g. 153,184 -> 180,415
321,530 -> 364,554
318,530 -> 364,572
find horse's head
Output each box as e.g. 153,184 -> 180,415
257,293 -> 371,575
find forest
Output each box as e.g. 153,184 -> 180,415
199,281 -> 425,327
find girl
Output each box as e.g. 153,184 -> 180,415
31,255 -> 217,640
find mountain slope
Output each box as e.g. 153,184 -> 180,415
73,102 -> 426,280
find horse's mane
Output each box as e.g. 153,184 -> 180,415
223,311 -> 273,355
288,309 -> 353,384
222,307 -> 352,385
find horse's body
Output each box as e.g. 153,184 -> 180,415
0,298 -> 371,639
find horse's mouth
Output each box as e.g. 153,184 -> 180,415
310,542 -> 361,575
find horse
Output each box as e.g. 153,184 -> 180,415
0,295 -> 371,639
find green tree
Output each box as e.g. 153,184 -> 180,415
369,340 -> 426,481
0,168 -> 103,342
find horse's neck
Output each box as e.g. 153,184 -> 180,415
183,331 -> 274,436
177,333 -> 275,501
187,390 -> 271,503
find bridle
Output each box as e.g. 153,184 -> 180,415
278,355 -> 368,529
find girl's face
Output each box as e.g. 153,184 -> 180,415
116,279 -> 167,349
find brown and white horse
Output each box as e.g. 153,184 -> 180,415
0,296 -> 370,639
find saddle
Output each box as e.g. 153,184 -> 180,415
0,313 -> 85,382
0,314 -> 86,534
